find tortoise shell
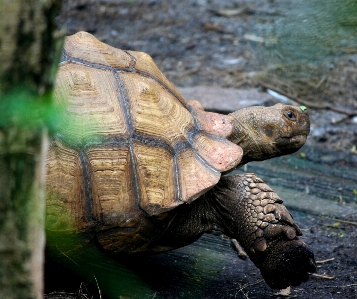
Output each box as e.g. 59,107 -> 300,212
46,32 -> 242,231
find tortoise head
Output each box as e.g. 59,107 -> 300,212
229,103 -> 310,167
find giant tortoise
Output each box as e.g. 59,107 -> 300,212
46,31 -> 316,289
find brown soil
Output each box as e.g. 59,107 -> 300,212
48,1 -> 357,298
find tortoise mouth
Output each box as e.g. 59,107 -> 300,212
280,134 -> 307,148
290,134 -> 307,143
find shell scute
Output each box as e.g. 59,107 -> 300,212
64,31 -> 132,69
46,140 -> 88,230
86,146 -> 140,226
133,142 -> 179,215
192,133 -> 243,172
54,63 -> 129,141
119,72 -> 193,146
127,50 -> 186,106
177,148 -> 221,203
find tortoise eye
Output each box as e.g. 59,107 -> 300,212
285,110 -> 296,121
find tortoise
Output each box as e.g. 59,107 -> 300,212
46,31 -> 316,289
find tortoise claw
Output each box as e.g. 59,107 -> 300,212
253,237 -> 267,252
263,224 -> 297,240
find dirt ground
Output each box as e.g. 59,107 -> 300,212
47,1 -> 357,298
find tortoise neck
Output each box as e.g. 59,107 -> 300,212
228,110 -> 246,145
228,109 -> 261,167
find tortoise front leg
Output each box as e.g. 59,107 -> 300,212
206,173 -> 316,289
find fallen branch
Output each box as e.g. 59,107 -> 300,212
316,257 -> 335,264
311,273 -> 335,280
231,238 -> 248,260
259,82 -> 357,117
56,245 -> 79,266
78,282 -> 92,299
236,283 -> 251,299
203,23 -> 234,34
94,275 -> 102,299
320,215 -> 357,227
209,7 -> 248,17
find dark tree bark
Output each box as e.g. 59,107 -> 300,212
0,1 -> 62,298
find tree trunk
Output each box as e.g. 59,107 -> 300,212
0,1 -> 61,298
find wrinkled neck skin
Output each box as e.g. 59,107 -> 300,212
228,109 -> 278,167
227,115 -> 256,167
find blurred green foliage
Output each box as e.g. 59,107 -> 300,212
0,87 -> 60,133
265,0 -> 357,63
0,86 -> 99,149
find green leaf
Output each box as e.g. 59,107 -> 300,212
332,222 -> 341,227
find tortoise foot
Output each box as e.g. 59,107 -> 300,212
251,238 -> 316,289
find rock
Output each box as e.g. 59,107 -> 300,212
178,86 -> 274,113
